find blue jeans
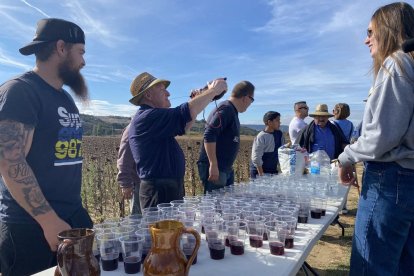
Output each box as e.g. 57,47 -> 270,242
350,162 -> 414,276
197,162 -> 234,194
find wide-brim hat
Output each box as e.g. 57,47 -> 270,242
19,18 -> 85,56
309,104 -> 334,117
129,72 -> 170,106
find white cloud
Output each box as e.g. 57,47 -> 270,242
0,50 -> 31,70
20,0 -> 50,18
77,99 -> 136,117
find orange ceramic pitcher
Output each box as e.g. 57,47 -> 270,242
144,220 -> 201,276
54,228 -> 100,276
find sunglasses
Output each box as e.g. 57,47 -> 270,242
248,95 -> 255,103
367,29 -> 373,38
298,106 -> 308,110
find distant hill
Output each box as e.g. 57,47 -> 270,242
81,114 -> 130,136
80,114 -> 259,136
245,124 -> 289,133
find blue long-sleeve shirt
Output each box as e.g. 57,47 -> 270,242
128,103 -> 192,179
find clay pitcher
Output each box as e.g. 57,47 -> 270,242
54,228 -> 100,276
143,220 -> 201,276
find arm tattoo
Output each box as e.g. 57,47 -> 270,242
0,121 -> 33,162
0,120 -> 52,216
22,187 -> 52,215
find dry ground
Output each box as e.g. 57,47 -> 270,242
296,164 -> 363,276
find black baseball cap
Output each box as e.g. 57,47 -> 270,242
19,18 -> 85,56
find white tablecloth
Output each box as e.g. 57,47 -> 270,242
33,185 -> 350,276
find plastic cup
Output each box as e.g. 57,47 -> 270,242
97,233 -> 119,271
119,234 -> 143,274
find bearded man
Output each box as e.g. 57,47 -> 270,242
0,18 -> 93,276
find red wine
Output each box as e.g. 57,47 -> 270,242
230,241 -> 244,255
249,235 -> 263,248
123,256 -> 141,274
311,209 -> 322,219
209,247 -> 225,260
285,237 -> 294,249
101,258 -> 118,271
298,215 -> 308,223
269,241 -> 284,255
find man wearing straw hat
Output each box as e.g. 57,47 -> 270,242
297,104 -> 348,160
128,72 -> 227,210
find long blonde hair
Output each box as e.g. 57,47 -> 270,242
371,2 -> 414,77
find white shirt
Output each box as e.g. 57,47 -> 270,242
289,117 -> 307,145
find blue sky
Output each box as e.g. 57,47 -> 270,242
0,0 -> 394,125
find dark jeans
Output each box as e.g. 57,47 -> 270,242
139,178 -> 185,210
350,162 -> 414,276
131,182 -> 141,215
0,207 -> 93,276
197,162 -> 234,194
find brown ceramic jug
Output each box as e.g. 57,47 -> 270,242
143,220 -> 201,276
54,228 -> 100,276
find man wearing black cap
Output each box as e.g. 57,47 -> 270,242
0,18 -> 92,275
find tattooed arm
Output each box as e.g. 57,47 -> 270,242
0,120 -> 71,251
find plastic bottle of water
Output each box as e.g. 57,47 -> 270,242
310,152 -> 321,175
310,146 -> 331,176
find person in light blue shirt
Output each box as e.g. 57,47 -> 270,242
332,103 -> 354,143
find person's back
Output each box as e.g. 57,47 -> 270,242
332,103 -> 354,142
288,101 -> 308,144
117,123 -> 141,214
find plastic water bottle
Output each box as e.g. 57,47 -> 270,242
310,147 -> 331,176
310,152 -> 321,175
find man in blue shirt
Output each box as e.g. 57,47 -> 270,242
297,104 -> 348,160
128,72 -> 227,210
197,81 -> 255,193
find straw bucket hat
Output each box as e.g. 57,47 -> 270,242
309,104 -> 334,117
129,72 -> 170,106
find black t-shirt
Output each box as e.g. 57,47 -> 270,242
0,71 -> 83,223
198,100 -> 240,172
